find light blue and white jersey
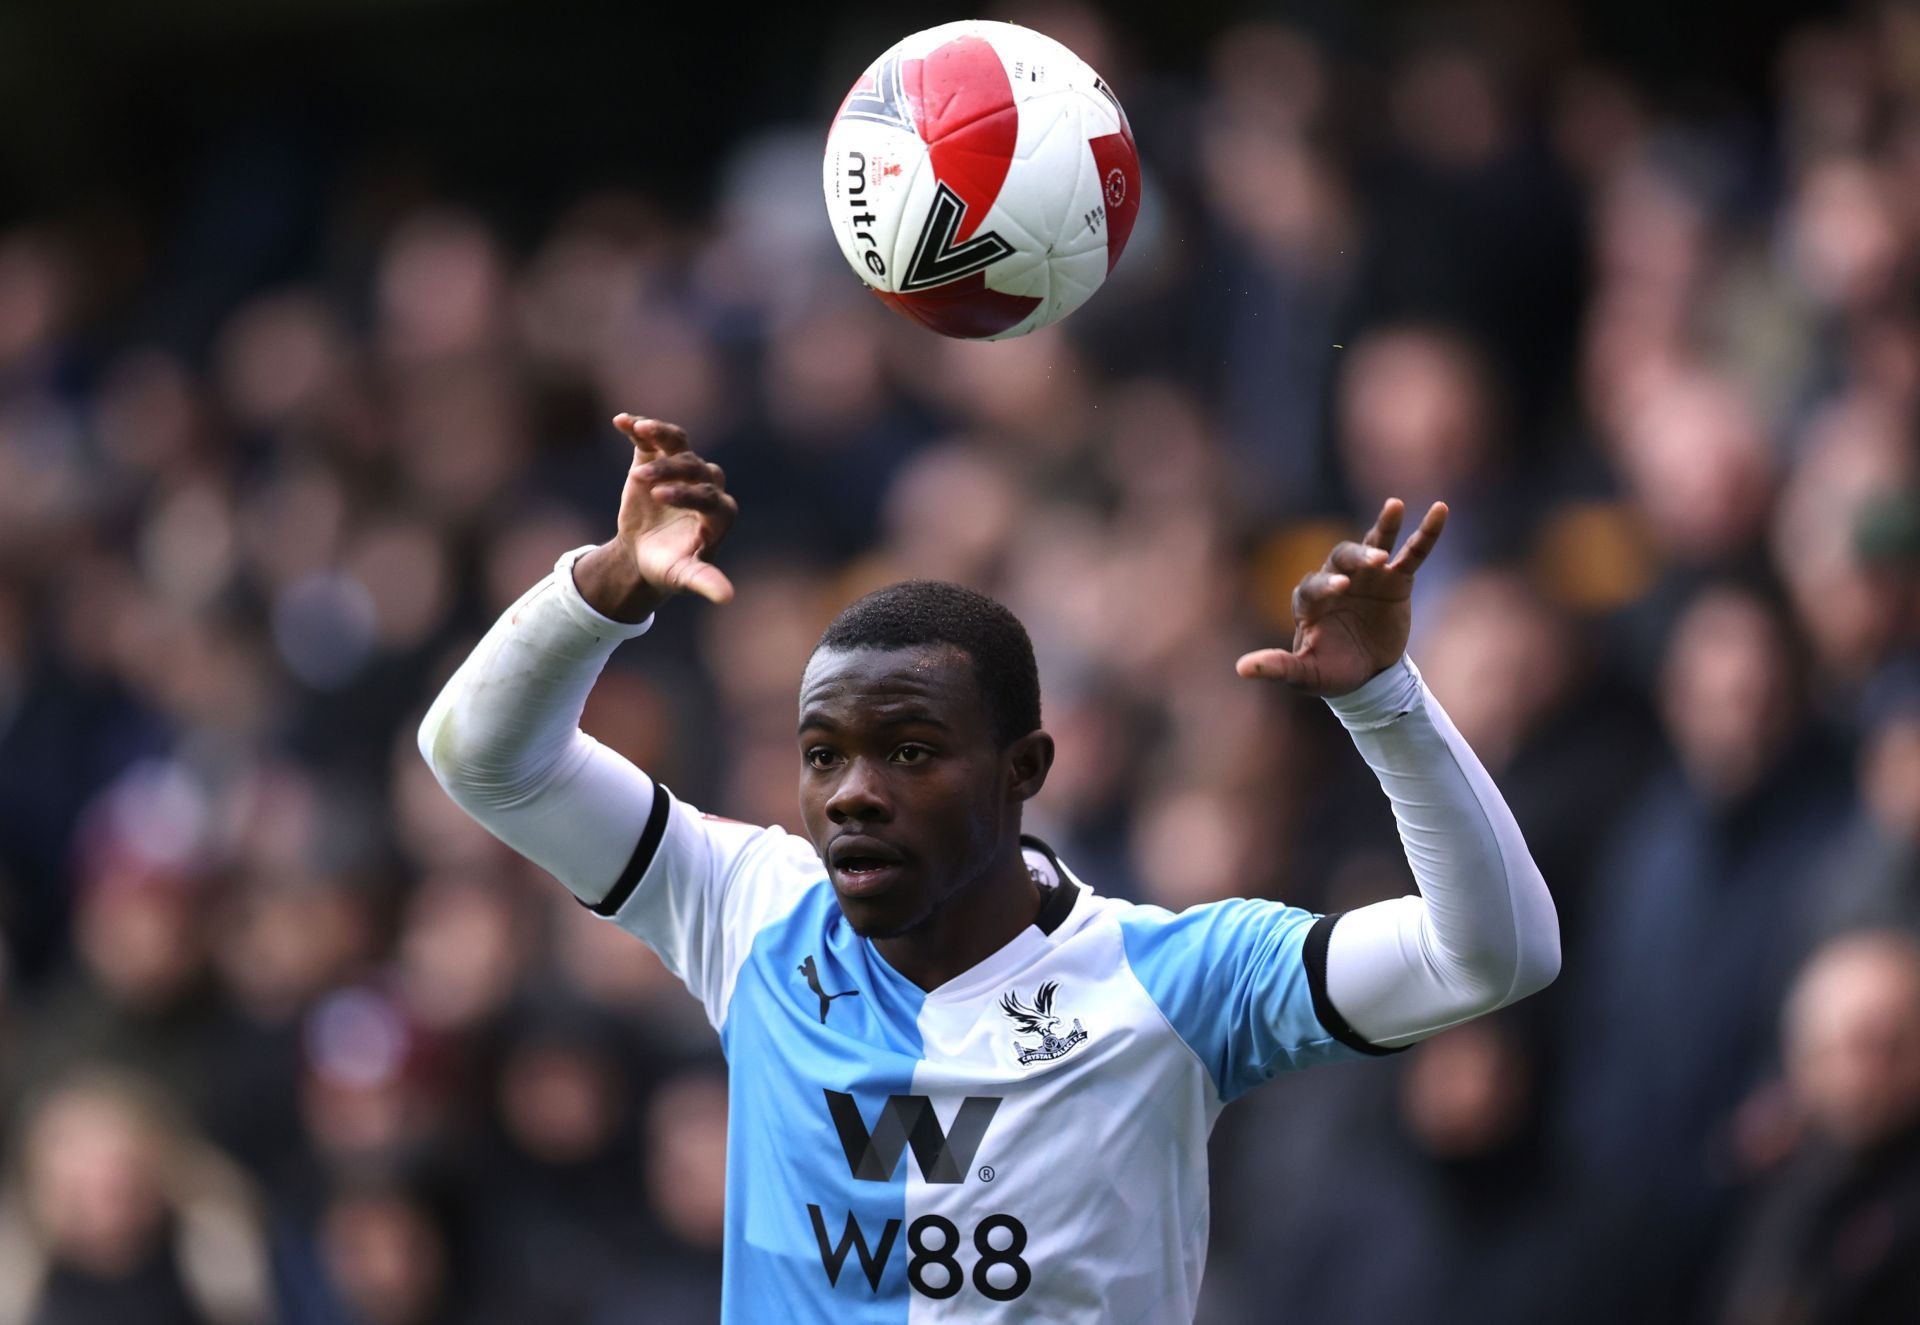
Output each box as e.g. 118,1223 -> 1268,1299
590,786 -> 1383,1324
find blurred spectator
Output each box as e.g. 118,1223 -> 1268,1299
201,872 -> 376,1190
307,1170 -> 465,1325
1770,395 -> 1920,700
1607,368 -> 1775,575
1219,1015 -> 1588,1325
17,845 -> 221,1121
1560,583 -> 1852,1319
295,988 -> 445,1195
623,1064 -> 727,1323
1193,21 -> 1353,515
0,1069 -> 272,1325
1336,324 -> 1507,578
0,574 -> 167,984
392,870 -> 533,1041
462,998 -> 654,1323
1354,39 -> 1585,441
1811,698 -> 1920,939
1418,567 -> 1659,943
544,893 -> 709,1050
1714,931 -> 1920,1324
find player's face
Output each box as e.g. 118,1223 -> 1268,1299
797,644 -> 1016,939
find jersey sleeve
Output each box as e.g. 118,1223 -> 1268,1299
418,545 -> 820,1028
1317,656 -> 1560,1047
593,790 -> 822,1026
1117,900 -> 1388,1104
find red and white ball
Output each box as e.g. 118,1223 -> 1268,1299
822,21 -> 1141,341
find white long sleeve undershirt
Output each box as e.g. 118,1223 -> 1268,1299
416,551 -> 658,907
419,548 -> 1559,1049
1319,656 -> 1560,1046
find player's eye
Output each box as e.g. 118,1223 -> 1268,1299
804,748 -> 841,770
891,744 -> 933,765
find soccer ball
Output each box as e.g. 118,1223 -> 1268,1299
822,20 -> 1141,341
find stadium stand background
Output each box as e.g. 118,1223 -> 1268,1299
6,1 -> 1920,1321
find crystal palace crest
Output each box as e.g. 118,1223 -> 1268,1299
1000,981 -> 1088,1066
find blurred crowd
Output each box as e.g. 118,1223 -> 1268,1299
4,2 -> 1920,1322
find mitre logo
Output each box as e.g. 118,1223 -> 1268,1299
1001,981 -> 1088,1066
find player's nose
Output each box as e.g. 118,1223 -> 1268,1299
825,758 -> 892,824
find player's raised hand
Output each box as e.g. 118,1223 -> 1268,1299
1235,499 -> 1447,697
573,415 -> 737,623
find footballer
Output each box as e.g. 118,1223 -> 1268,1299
419,414 -> 1560,1321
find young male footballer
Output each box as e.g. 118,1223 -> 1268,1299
419,415 -> 1560,1322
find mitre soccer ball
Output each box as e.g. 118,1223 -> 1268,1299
822,21 -> 1141,341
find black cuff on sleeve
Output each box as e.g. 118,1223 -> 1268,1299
1304,912 -> 1408,1057
586,780 -> 671,917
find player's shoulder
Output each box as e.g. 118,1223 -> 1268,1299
667,794 -> 823,877
1020,836 -> 1315,949
639,789 -> 831,942
1102,889 -> 1324,973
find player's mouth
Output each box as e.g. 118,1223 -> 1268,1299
828,837 -> 908,896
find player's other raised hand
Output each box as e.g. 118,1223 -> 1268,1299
1236,498 -> 1448,697
573,415 -> 738,623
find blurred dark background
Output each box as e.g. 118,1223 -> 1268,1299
9,1 -> 1920,1323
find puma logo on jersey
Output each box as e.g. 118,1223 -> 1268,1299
799,954 -> 859,1024
1001,981 -> 1088,1065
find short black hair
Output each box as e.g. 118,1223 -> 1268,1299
812,581 -> 1040,746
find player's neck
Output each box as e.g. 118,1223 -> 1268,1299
874,853 -> 1042,992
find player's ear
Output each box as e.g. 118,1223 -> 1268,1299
1005,730 -> 1054,803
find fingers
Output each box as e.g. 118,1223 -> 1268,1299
650,477 -> 737,557
1386,501 -> 1449,574
679,561 -> 736,606
1342,498 -> 1448,576
1291,569 -> 1350,625
613,414 -> 690,457
1235,647 -> 1309,685
634,452 -> 724,488
1361,498 -> 1405,552
1327,540 -> 1390,577
646,482 -> 737,519
640,447 -> 733,521
608,415 -> 735,609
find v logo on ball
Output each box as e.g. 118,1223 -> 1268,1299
899,184 -> 1016,293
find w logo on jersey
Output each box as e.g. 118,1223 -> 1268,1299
824,1089 -> 1000,1184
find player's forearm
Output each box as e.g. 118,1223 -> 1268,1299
572,539 -> 670,623
417,546 -> 659,905
1319,657 -> 1560,1047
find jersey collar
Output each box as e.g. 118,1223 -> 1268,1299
1021,835 -> 1080,936
901,837 -> 1085,1003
